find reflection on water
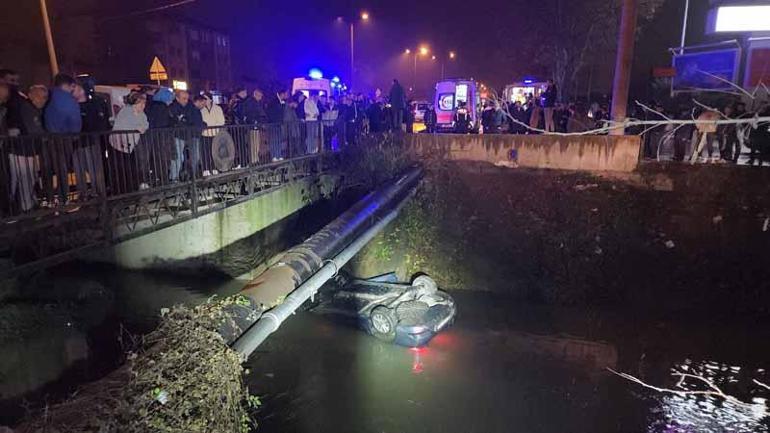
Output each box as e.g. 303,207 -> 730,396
647,360 -> 769,433
246,292 -> 770,433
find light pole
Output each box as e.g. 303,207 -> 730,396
437,51 -> 456,80
345,11 -> 370,92
406,45 -> 430,95
39,0 -> 59,76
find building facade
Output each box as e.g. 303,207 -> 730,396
102,14 -> 232,92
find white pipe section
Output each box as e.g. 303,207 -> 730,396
232,190 -> 416,358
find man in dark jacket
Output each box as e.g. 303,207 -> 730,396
168,90 -> 192,182
266,89 -> 288,160
242,89 -> 269,125
141,88 -> 174,185
541,79 -> 557,132
389,79 -> 406,132
9,85 -> 48,212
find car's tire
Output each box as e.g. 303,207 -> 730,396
412,275 -> 438,294
370,306 -> 397,342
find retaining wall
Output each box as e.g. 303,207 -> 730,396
406,134 -> 641,172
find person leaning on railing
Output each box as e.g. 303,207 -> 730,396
200,92 -> 225,175
109,92 -> 148,194
9,85 -> 49,213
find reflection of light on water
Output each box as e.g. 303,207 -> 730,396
410,347 -> 426,374
647,360 -> 770,433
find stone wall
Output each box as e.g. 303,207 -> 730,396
406,133 -> 641,172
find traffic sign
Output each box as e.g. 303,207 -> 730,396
149,56 -> 168,82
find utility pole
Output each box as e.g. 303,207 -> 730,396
679,0 -> 690,54
609,0 -> 638,135
39,0 -> 59,77
350,23 -> 355,91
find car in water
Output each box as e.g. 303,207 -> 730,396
312,273 -> 456,347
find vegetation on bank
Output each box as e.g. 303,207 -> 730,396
16,297 -> 259,433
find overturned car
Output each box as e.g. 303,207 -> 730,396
312,273 -> 456,347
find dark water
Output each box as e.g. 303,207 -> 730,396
247,291 -> 770,433
2,273 -> 770,432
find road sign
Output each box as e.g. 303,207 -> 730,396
672,49 -> 740,92
149,56 -> 168,82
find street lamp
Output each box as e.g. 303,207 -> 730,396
406,45 -> 430,93
340,11 -> 370,92
435,51 -> 457,80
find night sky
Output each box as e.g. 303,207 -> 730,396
1,0 -> 715,98
180,0 -> 710,97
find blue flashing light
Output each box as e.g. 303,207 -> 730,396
523,79 -> 534,84
332,76 -> 341,83
330,82 -> 337,88
309,68 -> 324,79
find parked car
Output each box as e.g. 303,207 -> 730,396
312,273 -> 456,347
411,100 -> 431,123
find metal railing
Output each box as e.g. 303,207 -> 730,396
0,121 -> 342,220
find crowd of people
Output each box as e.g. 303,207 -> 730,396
2,67 -> 769,216
0,70 -> 420,216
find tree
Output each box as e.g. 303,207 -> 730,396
502,0 -> 665,101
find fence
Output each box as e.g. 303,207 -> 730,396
0,121 -> 340,220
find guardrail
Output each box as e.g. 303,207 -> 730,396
0,121 -> 343,220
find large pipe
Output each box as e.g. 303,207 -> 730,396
219,167 -> 423,343
232,188 -> 415,357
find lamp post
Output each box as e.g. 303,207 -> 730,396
406,45 -> 430,94
345,11 -> 370,92
39,0 -> 59,76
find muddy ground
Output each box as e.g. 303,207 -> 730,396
352,162 -> 770,315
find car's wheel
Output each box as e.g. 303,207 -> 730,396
412,275 -> 438,295
370,306 -> 397,342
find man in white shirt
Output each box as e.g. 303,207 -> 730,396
200,93 -> 226,174
304,94 -> 321,153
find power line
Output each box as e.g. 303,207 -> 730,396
102,0 -> 199,22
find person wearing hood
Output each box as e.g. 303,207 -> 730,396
146,87 -> 174,129
109,92 -> 148,194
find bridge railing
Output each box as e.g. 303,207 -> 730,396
0,121 -> 336,220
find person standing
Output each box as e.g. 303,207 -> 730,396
529,99 -> 543,132
144,88 -> 174,186
718,104 -> 738,163
266,89 -> 288,161
303,93 -> 320,153
74,82 -> 109,198
389,79 -> 406,132
241,89 -> 269,164
9,85 -> 48,212
188,95 -> 207,177
454,101 -> 471,134
690,109 -> 719,163
541,79 -> 557,133
200,93 -> 226,175
109,93 -> 148,194
168,90 -> 192,182
424,105 -> 437,133
44,74 -> 81,204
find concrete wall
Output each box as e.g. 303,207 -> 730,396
406,134 -> 641,172
103,175 -> 339,270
